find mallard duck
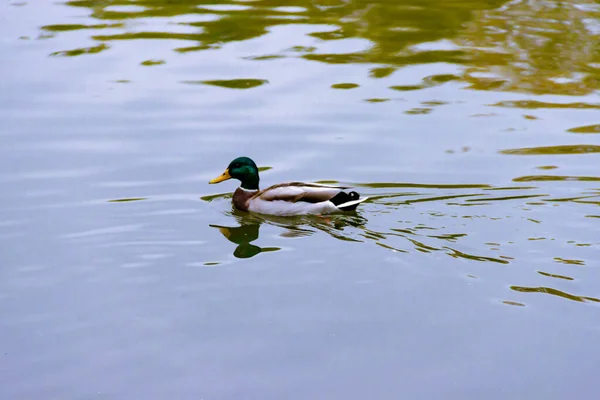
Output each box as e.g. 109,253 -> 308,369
209,157 -> 368,216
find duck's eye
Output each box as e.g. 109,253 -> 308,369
231,163 -> 240,168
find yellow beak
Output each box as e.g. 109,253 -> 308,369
209,169 -> 232,184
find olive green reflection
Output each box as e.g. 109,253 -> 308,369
458,0 -> 600,96
108,197 -> 148,202
50,43 -> 109,57
491,100 -> 600,110
511,286 -> 600,303
43,0 -> 600,96
189,79 -> 268,89
501,145 -> 600,156
567,124 -> 600,134
514,175 -> 600,182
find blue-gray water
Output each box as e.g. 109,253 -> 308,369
1,0 -> 599,398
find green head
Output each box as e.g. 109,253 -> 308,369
209,156 -> 260,190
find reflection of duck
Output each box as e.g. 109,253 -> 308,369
209,222 -> 280,259
209,157 -> 368,216
210,210 -> 369,258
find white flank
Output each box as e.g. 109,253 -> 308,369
248,198 -> 338,216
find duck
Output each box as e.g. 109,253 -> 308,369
209,157 -> 368,216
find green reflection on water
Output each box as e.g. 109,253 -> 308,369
501,145 -> 600,156
537,271 -> 574,281
43,0 -> 599,96
187,79 -> 269,89
491,100 -> 600,109
554,257 -> 585,266
511,286 -> 600,303
567,124 -> 600,134
50,43 -> 109,57
514,175 -> 600,182
42,23 -> 124,31
140,59 -> 166,66
331,83 -> 359,89
108,197 -> 148,202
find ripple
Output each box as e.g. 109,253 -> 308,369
140,59 -> 165,66
61,224 -> 145,240
514,175 -> 600,182
272,6 -> 306,13
243,54 -> 286,61
331,83 -> 359,89
538,271 -> 574,281
93,32 -> 206,42
445,247 -> 508,264
554,257 -> 585,266
104,5 -> 146,13
491,100 -> 600,110
401,193 -> 481,205
41,23 -> 124,32
50,43 -> 109,57
567,124 -> 600,134
405,107 -> 432,115
501,145 -> 600,155
465,194 -> 547,202
0,167 -> 103,182
369,67 -> 396,79
510,286 -> 600,303
21,139 -> 137,154
97,181 -> 155,188
390,74 -> 460,92
355,182 -> 491,189
364,98 -> 390,103
108,198 -> 148,203
421,100 -> 449,106
184,79 -> 268,89
200,4 -> 252,11
502,300 -> 525,307
97,240 -> 205,248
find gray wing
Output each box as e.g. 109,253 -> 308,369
257,182 -> 350,203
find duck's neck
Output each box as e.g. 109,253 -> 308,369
240,174 -> 259,191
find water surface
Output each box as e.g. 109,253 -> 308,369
1,0 -> 600,398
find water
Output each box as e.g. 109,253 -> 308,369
1,0 -> 599,398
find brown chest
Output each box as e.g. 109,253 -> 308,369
232,188 -> 256,211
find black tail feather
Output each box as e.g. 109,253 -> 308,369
330,191 -> 360,210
